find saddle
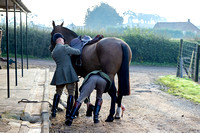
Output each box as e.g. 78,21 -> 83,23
70,34 -> 104,67
70,34 -> 104,52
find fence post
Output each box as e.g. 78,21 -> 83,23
194,44 -> 200,82
176,39 -> 183,77
0,29 -> 2,57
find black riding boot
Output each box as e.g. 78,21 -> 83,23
65,101 -> 81,126
93,99 -> 103,123
66,95 -> 73,119
51,94 -> 60,118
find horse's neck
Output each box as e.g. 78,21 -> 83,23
63,28 -> 78,44
65,34 -> 77,44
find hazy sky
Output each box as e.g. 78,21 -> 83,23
22,0 -> 200,27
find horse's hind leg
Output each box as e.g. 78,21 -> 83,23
105,81 -> 117,122
115,95 -> 123,119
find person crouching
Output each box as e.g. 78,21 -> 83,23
65,70 -> 111,126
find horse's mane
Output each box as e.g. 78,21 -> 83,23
61,26 -> 78,38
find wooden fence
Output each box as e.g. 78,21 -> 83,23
176,39 -> 200,82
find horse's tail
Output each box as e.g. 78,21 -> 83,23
118,43 -> 130,96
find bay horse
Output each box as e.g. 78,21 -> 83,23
50,21 -> 132,122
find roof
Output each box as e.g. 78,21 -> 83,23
153,19 -> 200,33
0,0 -> 30,13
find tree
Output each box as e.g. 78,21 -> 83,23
84,3 -> 123,29
123,10 -> 167,26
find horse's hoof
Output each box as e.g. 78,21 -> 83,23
57,107 -> 63,112
51,113 -> 56,118
105,116 -> 114,122
115,115 -> 120,119
94,119 -> 99,123
75,111 -> 79,117
65,120 -> 72,126
86,104 -> 94,117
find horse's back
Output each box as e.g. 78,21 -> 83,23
97,37 -> 131,59
81,37 -> 131,80
96,37 -> 125,80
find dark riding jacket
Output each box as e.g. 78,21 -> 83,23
50,43 -> 81,85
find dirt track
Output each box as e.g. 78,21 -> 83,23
26,59 -> 200,132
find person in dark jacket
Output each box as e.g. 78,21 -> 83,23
50,33 -> 81,119
65,70 -> 112,126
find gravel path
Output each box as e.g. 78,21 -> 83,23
18,59 -> 200,132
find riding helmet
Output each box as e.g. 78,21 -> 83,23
53,33 -> 65,43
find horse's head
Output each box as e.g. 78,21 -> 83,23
50,21 -> 78,52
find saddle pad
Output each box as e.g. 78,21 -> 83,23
69,35 -> 92,52
70,37 -> 84,51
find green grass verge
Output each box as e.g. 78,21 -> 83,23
157,75 -> 200,103
131,61 -> 176,67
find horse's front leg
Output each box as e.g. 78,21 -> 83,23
105,81 -> 117,122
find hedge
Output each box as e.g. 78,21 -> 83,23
0,24 -> 180,64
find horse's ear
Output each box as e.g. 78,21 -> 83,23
52,21 -> 55,28
61,22 -> 64,27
